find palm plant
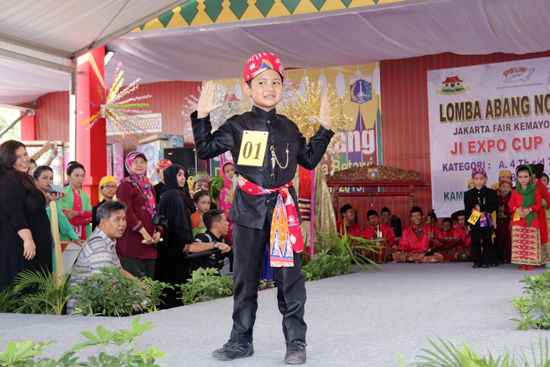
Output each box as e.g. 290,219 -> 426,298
12,268 -> 75,315
0,285 -> 19,313
397,337 -> 550,367
302,248 -> 351,281
315,230 -> 381,272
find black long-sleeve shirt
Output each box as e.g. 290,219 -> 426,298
192,106 -> 334,229
464,186 -> 498,230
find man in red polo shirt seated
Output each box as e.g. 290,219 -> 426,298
336,204 -> 364,238
438,217 -> 471,261
364,209 -> 396,261
451,210 -> 471,250
393,206 -> 444,263
364,209 -> 396,245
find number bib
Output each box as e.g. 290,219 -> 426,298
238,130 -> 269,167
467,210 -> 481,225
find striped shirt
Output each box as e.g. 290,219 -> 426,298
66,228 -> 122,314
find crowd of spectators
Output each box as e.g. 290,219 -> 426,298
0,141 -> 233,312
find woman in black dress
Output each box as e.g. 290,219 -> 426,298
155,164 -> 195,308
0,140 -> 54,288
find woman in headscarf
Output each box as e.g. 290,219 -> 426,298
219,158 -> 235,243
156,164 -> 195,308
116,151 -> 162,278
509,165 -> 543,270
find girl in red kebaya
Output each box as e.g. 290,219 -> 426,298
509,165 -> 543,270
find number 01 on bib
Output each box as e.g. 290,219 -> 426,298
238,130 -> 269,167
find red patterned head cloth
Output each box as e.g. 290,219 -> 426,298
472,166 -> 487,178
243,52 -> 285,83
499,169 -> 513,187
156,159 -> 172,170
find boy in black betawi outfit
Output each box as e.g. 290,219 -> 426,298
191,52 -> 334,364
464,167 -> 499,268
189,209 -> 232,273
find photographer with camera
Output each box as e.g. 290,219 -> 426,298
155,164 -> 196,308
116,151 -> 163,279
188,209 -> 232,274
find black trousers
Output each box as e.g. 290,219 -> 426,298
470,228 -> 498,265
229,221 -> 307,345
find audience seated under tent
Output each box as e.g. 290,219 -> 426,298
380,206 -> 401,237
439,218 -> 471,261
364,209 -> 396,250
393,206 -> 444,263
336,204 -> 364,238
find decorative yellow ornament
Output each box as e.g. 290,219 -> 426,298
278,78 -> 351,153
187,175 -> 195,191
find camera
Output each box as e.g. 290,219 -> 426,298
152,214 -> 168,229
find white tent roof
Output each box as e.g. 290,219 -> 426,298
2,0 -> 550,105
0,0 -> 188,105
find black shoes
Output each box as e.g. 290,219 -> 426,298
212,340 -> 306,364
285,340 -> 307,365
212,342 -> 254,361
473,263 -> 482,268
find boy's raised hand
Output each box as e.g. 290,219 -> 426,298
197,81 -> 223,118
312,94 -> 331,130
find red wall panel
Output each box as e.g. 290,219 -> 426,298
36,91 -> 70,142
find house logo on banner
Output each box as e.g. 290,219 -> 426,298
436,74 -> 470,95
428,57 -> 550,217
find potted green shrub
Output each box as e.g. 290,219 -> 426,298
315,230 -> 382,272
179,268 -> 234,305
72,266 -> 172,316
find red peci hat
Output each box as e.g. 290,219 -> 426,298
156,159 -> 172,170
243,52 -> 285,83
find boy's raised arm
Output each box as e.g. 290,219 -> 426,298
191,81 -> 234,160
197,81 -> 223,118
311,94 -> 332,131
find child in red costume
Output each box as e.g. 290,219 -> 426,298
496,170 -> 513,262
509,165 -> 543,270
336,204 -> 364,238
393,206 -> 444,263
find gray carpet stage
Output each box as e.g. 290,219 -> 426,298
1,262 -> 548,366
